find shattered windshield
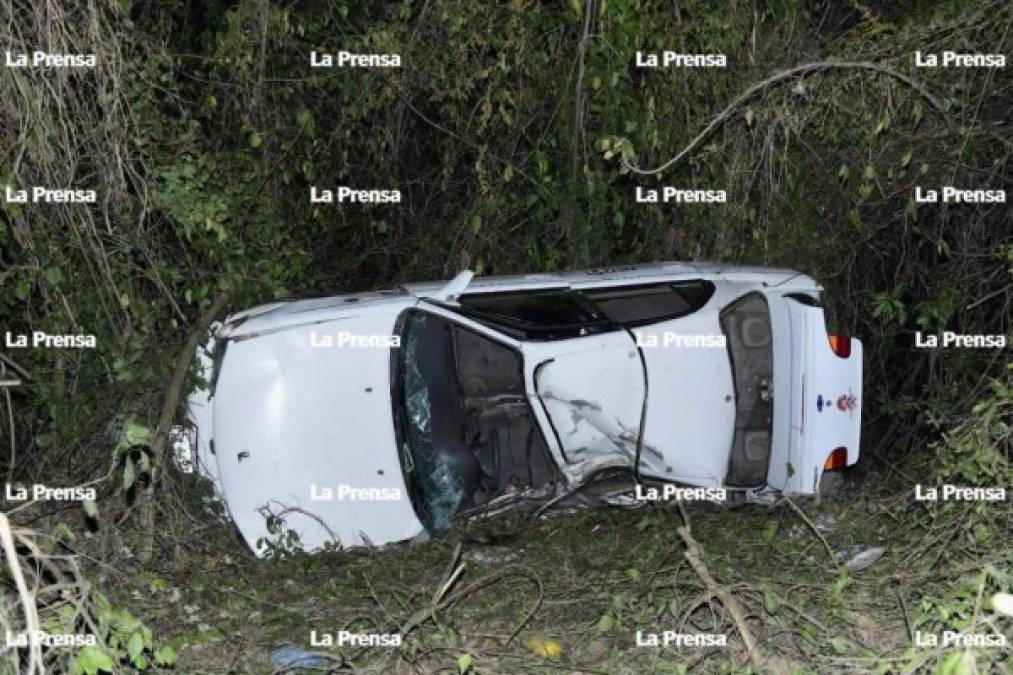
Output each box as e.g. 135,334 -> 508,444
400,312 -> 471,533
395,310 -> 559,534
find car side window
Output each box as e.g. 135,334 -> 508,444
785,292 -> 823,308
582,281 -> 715,327
456,289 -> 610,340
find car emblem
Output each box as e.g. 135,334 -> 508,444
836,390 -> 858,416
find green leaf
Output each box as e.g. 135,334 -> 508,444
123,456 -> 136,491
116,609 -> 142,634
296,107 -> 315,135
938,650 -> 973,675
15,280 -> 31,301
121,419 -> 154,447
44,266 -> 64,286
138,449 -> 151,473
74,646 -> 115,675
596,613 -> 616,632
127,630 -> 144,661
118,0 -> 132,14
873,111 -> 891,135
82,499 -> 98,519
470,214 -> 482,233
457,653 -> 474,673
847,210 -> 864,230
56,522 -> 76,540
762,586 -> 781,615
828,637 -> 850,654
154,645 -> 178,665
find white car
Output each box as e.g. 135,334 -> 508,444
178,262 -> 862,555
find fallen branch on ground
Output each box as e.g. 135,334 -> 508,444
782,496 -> 844,573
397,542 -> 544,650
676,505 -> 764,670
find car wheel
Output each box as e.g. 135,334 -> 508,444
818,471 -> 844,500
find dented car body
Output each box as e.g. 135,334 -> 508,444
178,262 -> 863,554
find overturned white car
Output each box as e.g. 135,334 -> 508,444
176,262 -> 862,554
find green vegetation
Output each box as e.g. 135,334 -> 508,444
0,0 -> 1009,672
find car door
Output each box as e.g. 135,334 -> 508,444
449,288 -> 653,482
579,281 -> 737,487
393,303 -> 563,529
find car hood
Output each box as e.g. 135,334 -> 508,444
212,311 -> 425,554
219,292 -> 413,340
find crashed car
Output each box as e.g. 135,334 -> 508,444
174,262 -> 862,554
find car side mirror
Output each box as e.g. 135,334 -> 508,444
437,270 -> 474,303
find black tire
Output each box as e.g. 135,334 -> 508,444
818,471 -> 844,499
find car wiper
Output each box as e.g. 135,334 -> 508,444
401,441 -> 415,473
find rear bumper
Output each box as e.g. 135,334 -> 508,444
796,336 -> 863,493
766,296 -> 863,495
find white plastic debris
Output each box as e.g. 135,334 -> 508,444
991,593 -> 1013,617
844,546 -> 885,572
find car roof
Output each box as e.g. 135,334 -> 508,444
401,261 -> 809,296
221,261 -> 817,339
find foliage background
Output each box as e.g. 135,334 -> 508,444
0,0 -> 1009,672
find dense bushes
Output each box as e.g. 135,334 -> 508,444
0,1 -> 1009,669
2,0 -> 1009,483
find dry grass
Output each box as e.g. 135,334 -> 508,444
83,457 -> 1010,674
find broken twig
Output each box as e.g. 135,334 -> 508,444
676,504 -> 764,670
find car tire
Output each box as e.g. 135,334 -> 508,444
818,471 -> 844,500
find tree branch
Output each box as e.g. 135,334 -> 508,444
622,60 -> 954,176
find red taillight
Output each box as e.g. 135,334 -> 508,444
828,334 -> 851,358
824,447 -> 848,471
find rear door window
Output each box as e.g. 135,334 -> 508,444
785,292 -> 823,308
583,281 -> 715,327
456,290 -> 610,340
